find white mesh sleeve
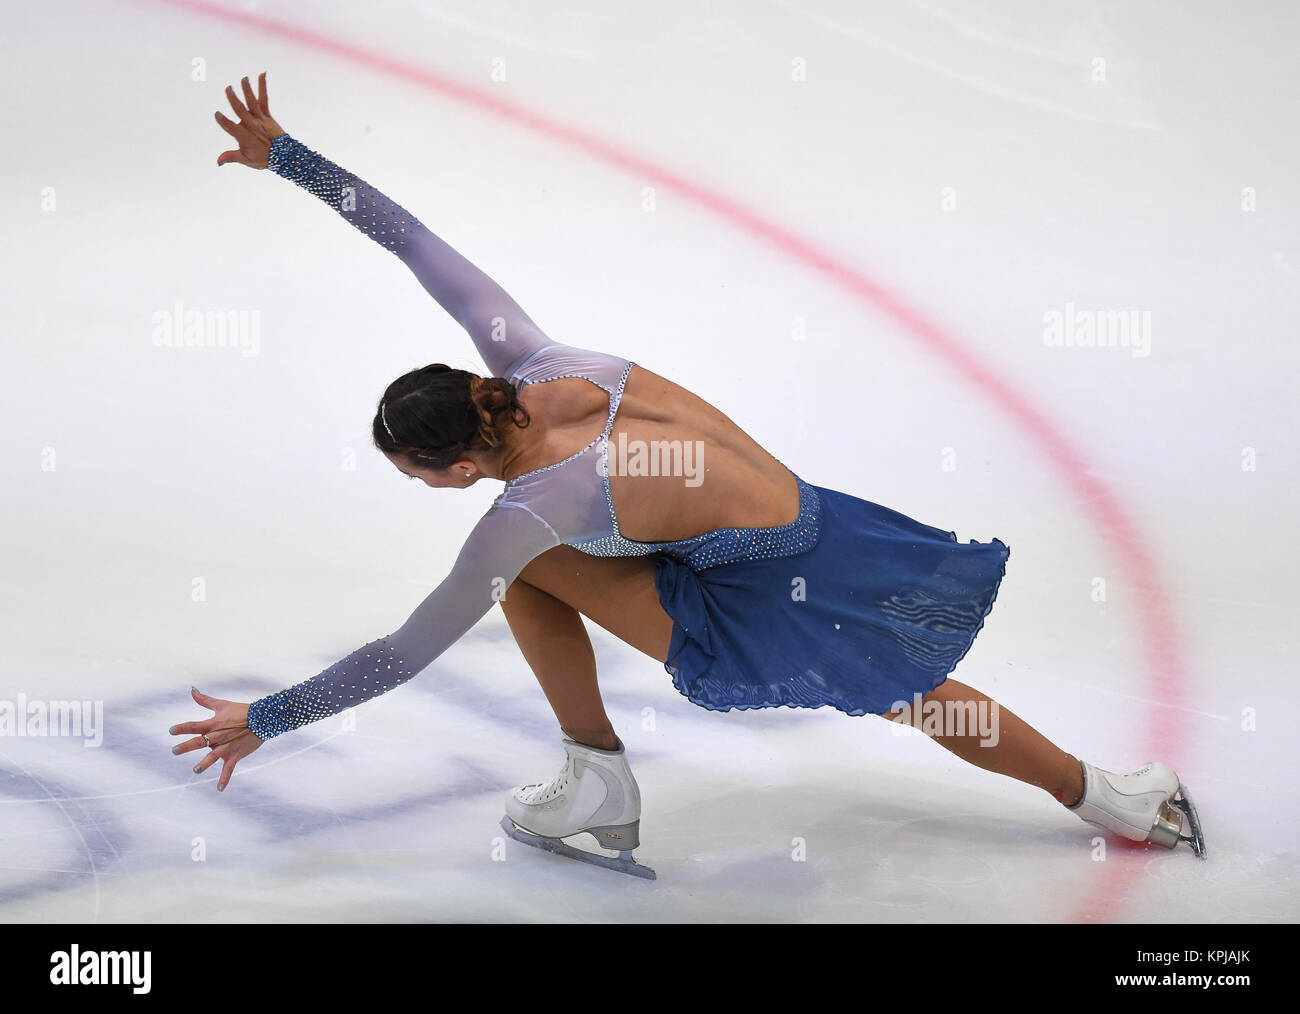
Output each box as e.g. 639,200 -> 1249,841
246,502 -> 559,740
266,132 -> 556,379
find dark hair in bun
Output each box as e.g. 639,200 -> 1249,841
373,364 -> 530,469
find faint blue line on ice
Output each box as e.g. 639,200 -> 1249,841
417,2 -> 597,61
773,0 -> 1162,132
0,726 -> 351,805
308,730 -> 383,906
0,746 -> 102,922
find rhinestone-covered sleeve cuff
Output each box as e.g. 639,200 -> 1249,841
246,636 -> 417,740
266,133 -> 419,253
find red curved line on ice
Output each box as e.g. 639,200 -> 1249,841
150,0 -> 1187,921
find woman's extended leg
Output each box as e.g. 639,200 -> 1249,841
500,546 -> 672,751
502,548 -> 1082,806
880,679 -> 1084,806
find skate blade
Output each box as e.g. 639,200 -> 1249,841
1168,782 -> 1207,860
1152,782 -> 1207,859
500,816 -> 657,880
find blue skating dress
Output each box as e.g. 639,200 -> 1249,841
246,134 -> 1009,740
650,478 -> 1008,717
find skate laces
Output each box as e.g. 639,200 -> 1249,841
519,756 -> 573,804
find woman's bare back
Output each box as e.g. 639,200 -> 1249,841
514,366 -> 799,543
247,128 -> 817,745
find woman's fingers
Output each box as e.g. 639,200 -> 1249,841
172,688 -> 257,788
192,748 -> 221,775
190,686 -> 223,710
203,725 -> 245,746
225,84 -> 250,121
216,756 -> 240,792
171,735 -> 208,756
213,75 -> 280,170
191,732 -> 258,790
171,723 -> 241,755
217,149 -> 254,168
214,110 -> 241,138
240,75 -> 258,117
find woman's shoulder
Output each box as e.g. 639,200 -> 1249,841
484,470 -> 587,549
507,342 -> 633,392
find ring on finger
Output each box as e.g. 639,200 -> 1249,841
203,734 -> 211,748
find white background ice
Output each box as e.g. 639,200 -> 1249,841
1,0 -> 1296,921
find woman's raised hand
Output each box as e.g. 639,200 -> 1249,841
169,687 -> 264,791
214,72 -> 286,169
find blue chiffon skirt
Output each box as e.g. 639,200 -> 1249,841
652,482 -> 1010,717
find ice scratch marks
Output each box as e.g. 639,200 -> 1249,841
772,0 -> 1162,131
417,2 -> 597,62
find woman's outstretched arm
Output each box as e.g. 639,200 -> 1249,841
244,503 -> 559,741
214,72 -> 555,379
169,499 -> 561,788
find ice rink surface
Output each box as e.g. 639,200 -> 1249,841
1,0 -> 1297,922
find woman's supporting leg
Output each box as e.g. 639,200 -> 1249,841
500,546 -> 673,752
880,678 -> 1084,806
500,576 -> 617,750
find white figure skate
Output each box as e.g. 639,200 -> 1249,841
1067,760 -> 1206,858
500,736 -> 656,880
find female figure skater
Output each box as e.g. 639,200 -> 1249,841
169,74 -> 1203,878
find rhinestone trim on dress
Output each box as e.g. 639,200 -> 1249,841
504,361 -> 635,485
502,361 -> 820,569
575,471 -> 822,570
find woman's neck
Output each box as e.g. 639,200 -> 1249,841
470,422 -> 538,483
